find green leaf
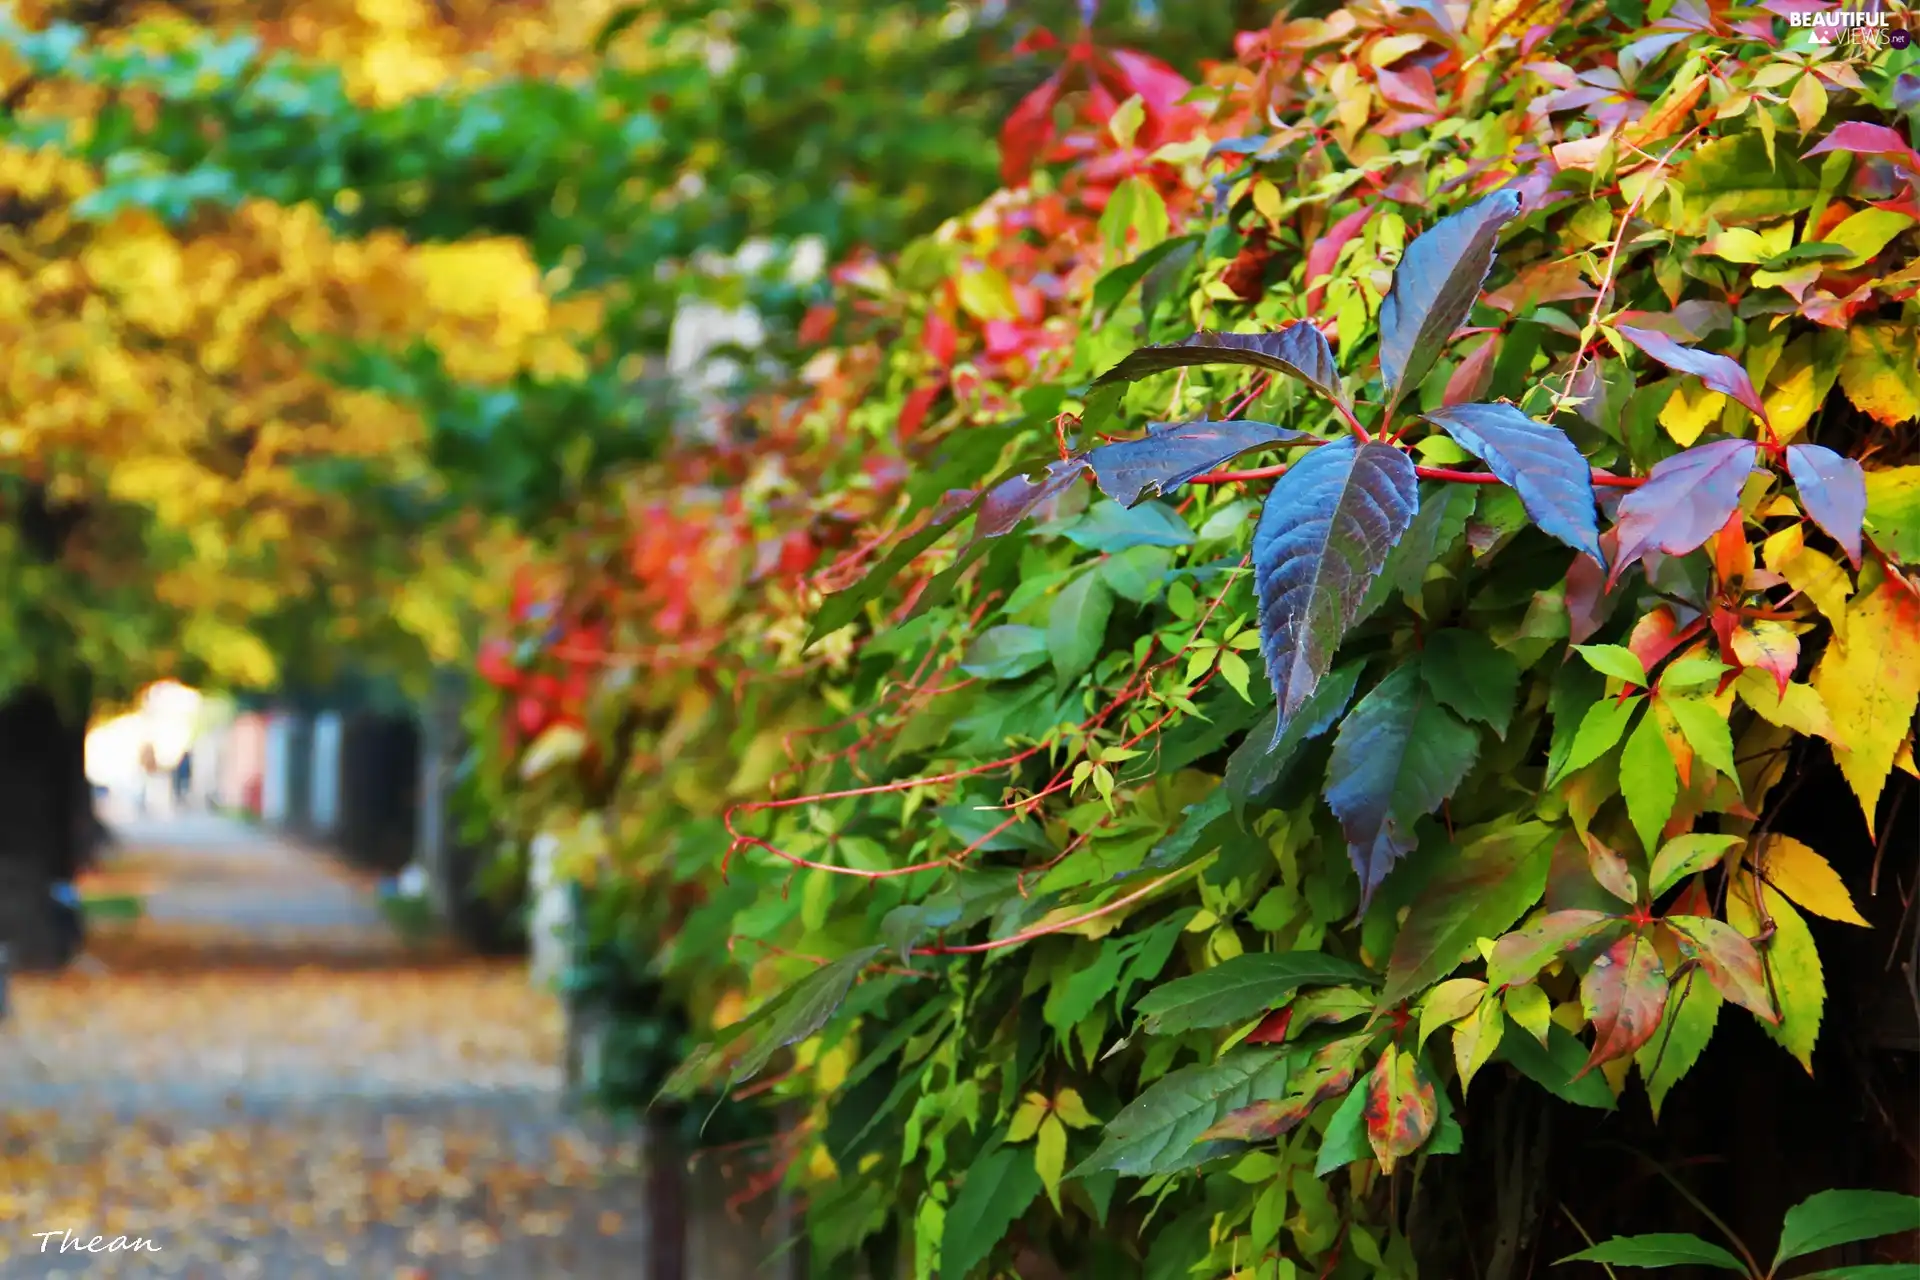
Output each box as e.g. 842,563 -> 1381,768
1312,1081 -> 1372,1176
1498,1022 -> 1618,1110
1226,661 -> 1363,818
1071,1048 -> 1292,1178
960,626 -> 1051,680
1636,972 -> 1720,1121
1799,1267 -> 1920,1279
1420,629 -> 1523,736
1066,499 -> 1196,552
1324,662 -> 1481,908
1085,419 -> 1314,508
1729,878 -> 1823,1069
941,1144 -> 1044,1279
1576,643 -> 1651,687
1380,823 -> 1557,1007
1089,324 -> 1347,407
1049,571 -> 1115,684
1555,1234 -> 1748,1270
1862,466 -> 1920,562
1551,693 -> 1642,785
1620,706 -> 1679,855
1423,402 -> 1604,564
1665,694 -> 1740,784
1648,833 -> 1743,899
665,947 -> 883,1096
1091,234 -> 1201,323
1101,545 -> 1175,602
1134,952 -> 1376,1035
1488,910 -> 1621,988
1775,1190 -> 1920,1268
1670,131 -> 1819,234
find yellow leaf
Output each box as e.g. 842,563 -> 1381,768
1788,72 -> 1827,134
1755,834 -> 1868,927
1897,735 -> 1918,779
1369,34 -> 1430,67
1761,333 -> 1842,442
1841,323 -> 1920,427
1503,982 -> 1552,1046
1825,207 -> 1914,270
1811,579 -> 1920,835
1779,543 -> 1853,642
954,265 -> 1019,322
1007,1093 -> 1048,1143
1734,670 -> 1835,740
1727,873 -> 1824,1073
1052,1088 -> 1099,1129
1453,996 -> 1504,1094
1035,1114 -> 1068,1209
1659,382 -> 1727,446
1417,978 -> 1487,1047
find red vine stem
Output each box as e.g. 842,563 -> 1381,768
1188,461 -> 1647,488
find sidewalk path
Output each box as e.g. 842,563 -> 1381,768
0,815 -> 776,1278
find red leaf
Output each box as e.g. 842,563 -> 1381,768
1615,325 -> 1771,428
1001,70 -> 1068,186
1609,439 -> 1762,587
1784,443 -> 1867,567
1363,1044 -> 1437,1173
1376,66 -> 1439,113
1578,931 -> 1670,1075
1804,121 -> 1920,179
1442,334 -> 1499,406
1627,605 -> 1687,676
898,383 -> 942,438
1664,914 -> 1780,1023
1305,207 -> 1375,313
922,312 -> 959,368
1244,1007 -> 1294,1044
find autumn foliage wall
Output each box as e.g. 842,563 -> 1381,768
476,2 -> 1920,1277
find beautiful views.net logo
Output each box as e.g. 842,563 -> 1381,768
1784,2 -> 1912,48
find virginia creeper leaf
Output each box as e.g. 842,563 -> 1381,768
1863,466 -> 1920,561
1754,834 -> 1868,927
1378,190 -> 1523,418
1070,1048 -> 1291,1178
1664,914 -> 1779,1024
1664,694 -> 1739,785
1419,629 -> 1522,737
1786,443 -> 1867,567
1610,440 -> 1761,586
1811,580 -> 1920,836
1636,971 -> 1721,1121
1227,661 -> 1364,818
1487,910 -> 1620,988
1201,1034 -> 1369,1143
1585,833 -> 1640,905
1089,324 -> 1345,405
1424,402 -> 1604,564
1254,438 -> 1420,733
1498,1021 -> 1618,1110
941,1143 -> 1044,1279
1417,978 -> 1489,1047
1380,823 -> 1556,1007
1620,704 -> 1679,854
1551,692 -> 1642,785
1362,1043 -> 1437,1174
1576,643 -> 1651,686
1578,931 -> 1670,1075
1323,663 -> 1482,909
975,458 -> 1092,541
1648,833 -> 1743,900
1048,570 -> 1115,683
1728,875 -> 1823,1070
1454,994 -> 1506,1093
961,626 -> 1051,680
1557,1235 -> 1747,1271
1084,419 -> 1316,507
1774,1189 -> 1920,1268
1311,1082 -> 1373,1177
1133,952 -> 1375,1035
1615,325 -> 1770,428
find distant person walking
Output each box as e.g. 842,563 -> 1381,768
136,741 -> 158,815
173,750 -> 193,811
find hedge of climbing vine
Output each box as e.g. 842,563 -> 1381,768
480,4 -> 1920,1277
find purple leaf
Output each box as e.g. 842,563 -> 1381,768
1254,439 -> 1419,732
1784,443 -> 1866,567
1084,419 -> 1316,507
1610,439 -> 1761,587
1324,663 -> 1481,910
1615,325 -> 1771,428
1425,402 -> 1605,565
1090,324 -> 1345,404
973,458 -> 1090,541
1378,189 -> 1523,418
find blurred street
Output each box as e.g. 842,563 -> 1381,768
0,812 -> 654,1279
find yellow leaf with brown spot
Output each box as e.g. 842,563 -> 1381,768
1755,834 -> 1868,927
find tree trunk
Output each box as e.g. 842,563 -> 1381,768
0,683 -> 91,970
